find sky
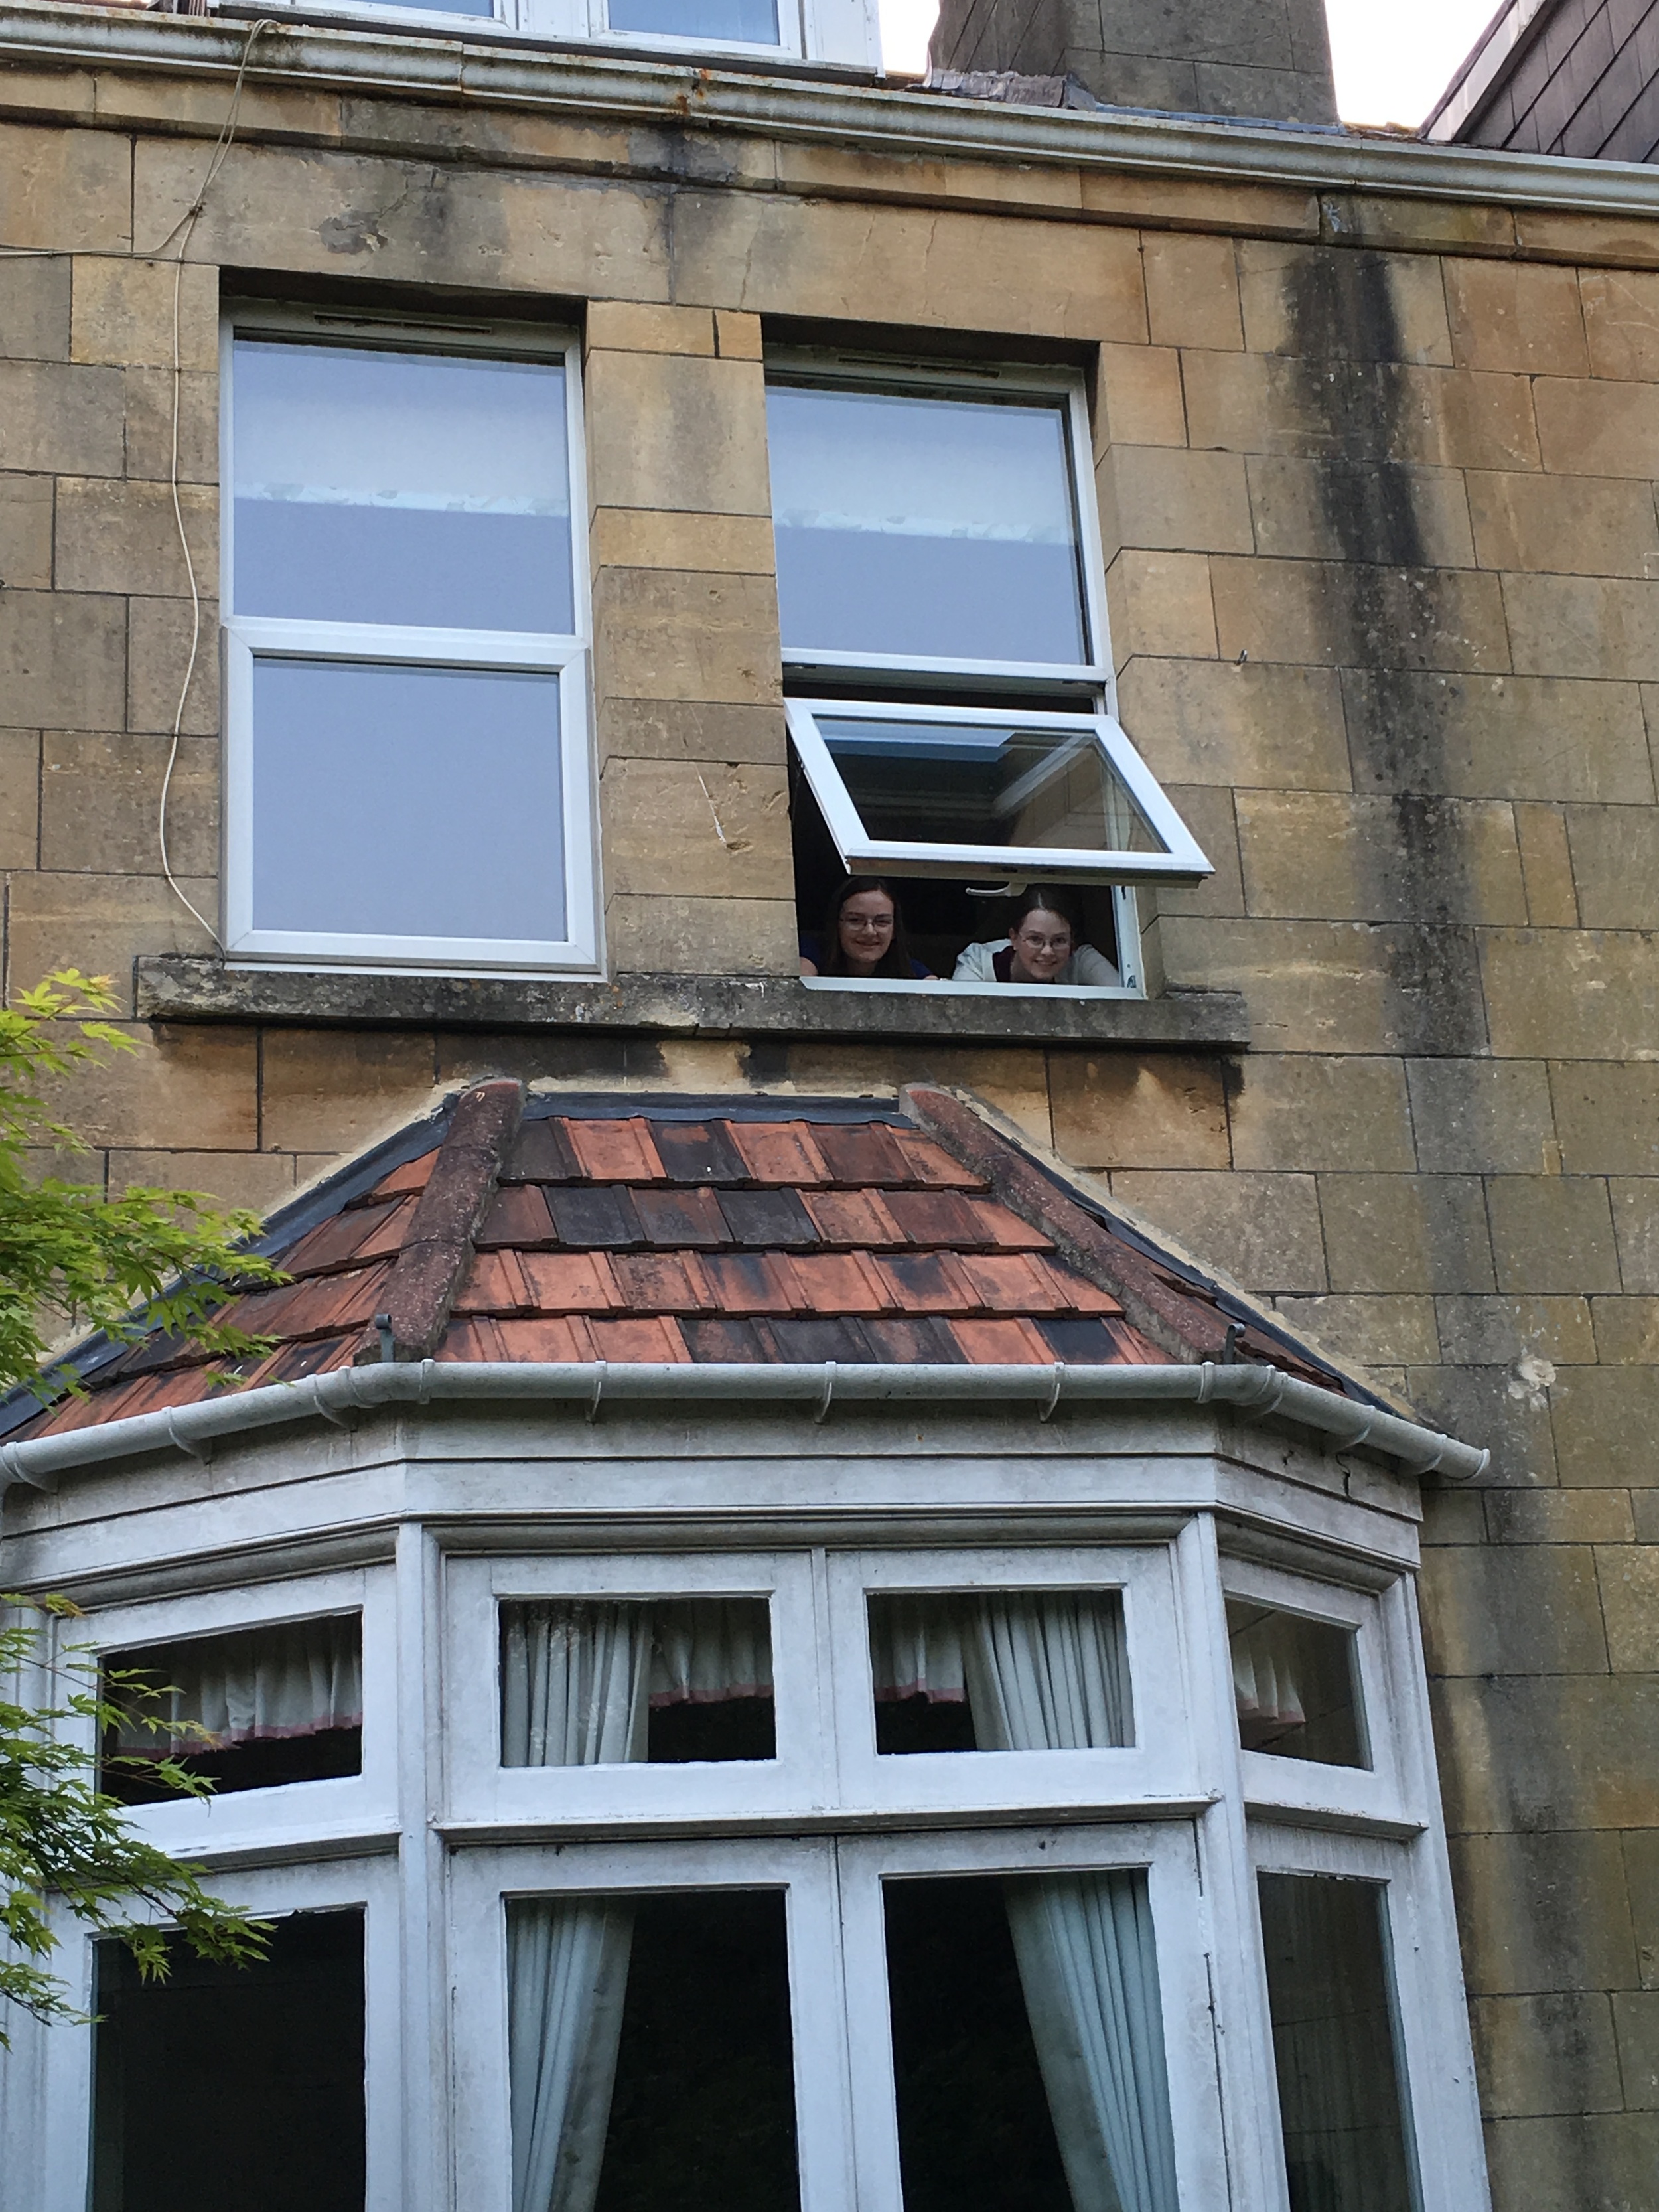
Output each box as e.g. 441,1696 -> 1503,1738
877,0 -> 1504,129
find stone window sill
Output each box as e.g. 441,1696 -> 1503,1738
134,957 -> 1250,1049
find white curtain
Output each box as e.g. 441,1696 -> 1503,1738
962,1591 -> 1133,1751
1005,1872 -> 1181,2212
501,1603 -> 652,1767
1230,1613 -> 1305,1735
104,1615 -> 361,1755
867,1595 -> 968,1704
648,1599 -> 773,1708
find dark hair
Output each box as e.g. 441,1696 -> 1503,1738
1009,886 -> 1081,936
819,877 -> 916,978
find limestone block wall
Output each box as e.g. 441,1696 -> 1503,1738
0,28 -> 1655,2202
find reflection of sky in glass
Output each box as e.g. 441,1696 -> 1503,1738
609,0 -> 779,40
251,660 -> 565,943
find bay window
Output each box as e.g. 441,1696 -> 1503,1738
766,357 -> 1212,996
221,306 -> 595,975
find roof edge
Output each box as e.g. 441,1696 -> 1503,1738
0,1357 -> 1490,1496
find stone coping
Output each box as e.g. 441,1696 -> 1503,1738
135,956 -> 1251,1049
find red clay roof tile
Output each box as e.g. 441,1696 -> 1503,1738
883,1189 -> 992,1248
725,1122 -> 830,1187
610,1251 -> 713,1314
475,1184 -> 558,1248
812,1122 -> 914,1186
946,1317 -> 1056,1364
519,1250 -> 621,1314
800,1189 -> 904,1248
565,1118 -> 665,1184
870,1251 -> 980,1312
698,1250 -> 800,1315
965,1198 -> 1052,1251
780,1249 -> 892,1315
452,1250 -> 534,1315
588,1315 -> 689,1362
366,1151 -> 437,1202
891,1131 -> 985,1189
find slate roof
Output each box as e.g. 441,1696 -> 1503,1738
9,1086 -> 1364,1441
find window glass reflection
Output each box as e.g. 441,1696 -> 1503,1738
250,660 -> 565,944
608,0 -> 779,39
509,1890 -> 798,2212
885,1872 -> 1178,2212
501,1599 -> 776,1766
1228,1601 -> 1368,1769
868,1591 -> 1132,1756
1258,1874 -> 1419,2212
232,342 -> 573,632
768,384 -> 1088,666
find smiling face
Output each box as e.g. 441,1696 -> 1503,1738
1007,908 -> 1075,984
836,888 -> 897,974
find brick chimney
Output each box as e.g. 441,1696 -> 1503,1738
928,0 -> 1338,125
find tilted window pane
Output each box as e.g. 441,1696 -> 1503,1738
817,717 -> 1167,861
1227,1601 -> 1368,1768
1258,1874 -> 1419,2212
768,384 -> 1088,666
100,1616 -> 362,1803
884,1872 -> 1179,2212
609,0 -> 779,39
508,1890 -> 798,2212
500,1598 -> 776,1765
92,1911 -> 366,2212
250,660 -> 566,944
867,1590 -> 1132,1756
232,342 -> 573,632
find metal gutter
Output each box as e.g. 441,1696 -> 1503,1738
3,3 -> 1659,216
0,1358 -> 1490,1495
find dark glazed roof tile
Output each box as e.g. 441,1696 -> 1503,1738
475,1184 -> 557,1249
646,1118 -> 749,1185
634,1185 -> 729,1248
719,1188 -> 822,1248
502,1118 -> 583,1184
546,1185 -> 644,1248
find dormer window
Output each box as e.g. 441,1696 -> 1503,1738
768,356 -> 1211,997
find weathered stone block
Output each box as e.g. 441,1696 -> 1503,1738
1146,783 -> 1243,917
1407,1057 -> 1557,1173
605,891 -> 798,976
1343,671 -> 1653,803
127,595 -> 219,737
1236,789 -> 1525,924
0,359 -> 124,477
585,301 -> 716,356
54,477 -> 216,599
1423,1544 -> 1609,1676
70,255 -> 216,371
1048,1051 -> 1230,1169
1434,1295 -> 1597,1367
1439,1674 -> 1659,1829
1596,1546 -> 1659,1673
1485,1491 -> 1635,1545
1507,573 -> 1659,682
592,569 -> 782,708
1626,1831 -> 1659,1989
590,509 -> 775,575
1244,453 -> 1475,567
7,871 -> 216,1011
0,123 -> 130,251
1564,807 -> 1659,930
1515,803 -> 1579,927
1405,1360 -> 1559,1485
1469,470 -> 1659,579
1447,1830 -> 1640,1990
0,589 -> 125,733
257,1029 -> 439,1155
600,757 -> 790,901
123,366 -> 217,488
1098,445 -> 1252,555
0,726 -> 36,871
40,731 -> 216,877
1536,377 -> 1659,479
1554,1065 -> 1659,1177
0,254 -> 70,360
1114,656 -> 1350,790
1107,1167 -> 1327,1291
585,348 -> 770,518
597,697 -> 785,767
1106,549 -> 1216,662
33,1022 -> 255,1151
1269,1291 -> 1437,1366
1212,556 -> 1509,672
1185,352 -> 1539,469
108,1147 -> 299,1215
1581,269 -> 1659,380
1551,1366 -> 1659,1489
1469,1992 -> 1623,2118
1445,260 -> 1591,378
1613,1992 -> 1659,2108
0,472 -> 52,592
1482,2112 -> 1659,2212
1096,344 -> 1187,448
1487,1177 -> 1621,1296
1483,930 -> 1659,1063
714,311 -> 762,361
1143,232 -> 1241,351
1590,1297 -> 1659,1365
1611,1179 -> 1659,1295
1228,1052 -> 1413,1171
1319,1173 -> 1494,1294
1236,240 -> 1453,364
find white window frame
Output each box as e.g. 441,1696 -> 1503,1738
60,1566 -> 397,1859
1247,1824 -> 1490,2212
769,353 -> 1210,999
220,304 -> 599,978
240,0 -> 877,70
448,1820 -> 1222,2212
38,1857 -> 403,2212
443,1551 -> 827,1827
828,1544 -> 1199,1814
786,696 -> 1214,890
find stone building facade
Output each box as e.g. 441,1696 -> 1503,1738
1,2 -> 1658,2204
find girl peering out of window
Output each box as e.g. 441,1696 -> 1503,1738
799,877 -> 936,980
954,887 -> 1121,988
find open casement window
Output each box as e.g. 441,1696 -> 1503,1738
767,359 -> 1211,997
221,305 -> 596,974
242,0 -> 873,70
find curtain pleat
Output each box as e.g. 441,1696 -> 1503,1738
648,1599 -> 773,1706
1231,1619 -> 1306,1733
867,1595 -> 968,1702
508,1900 -> 635,2212
501,1603 -> 652,1767
105,1616 -> 362,1753
962,1591 -> 1133,1751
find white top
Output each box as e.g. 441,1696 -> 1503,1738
952,939 -> 1123,988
